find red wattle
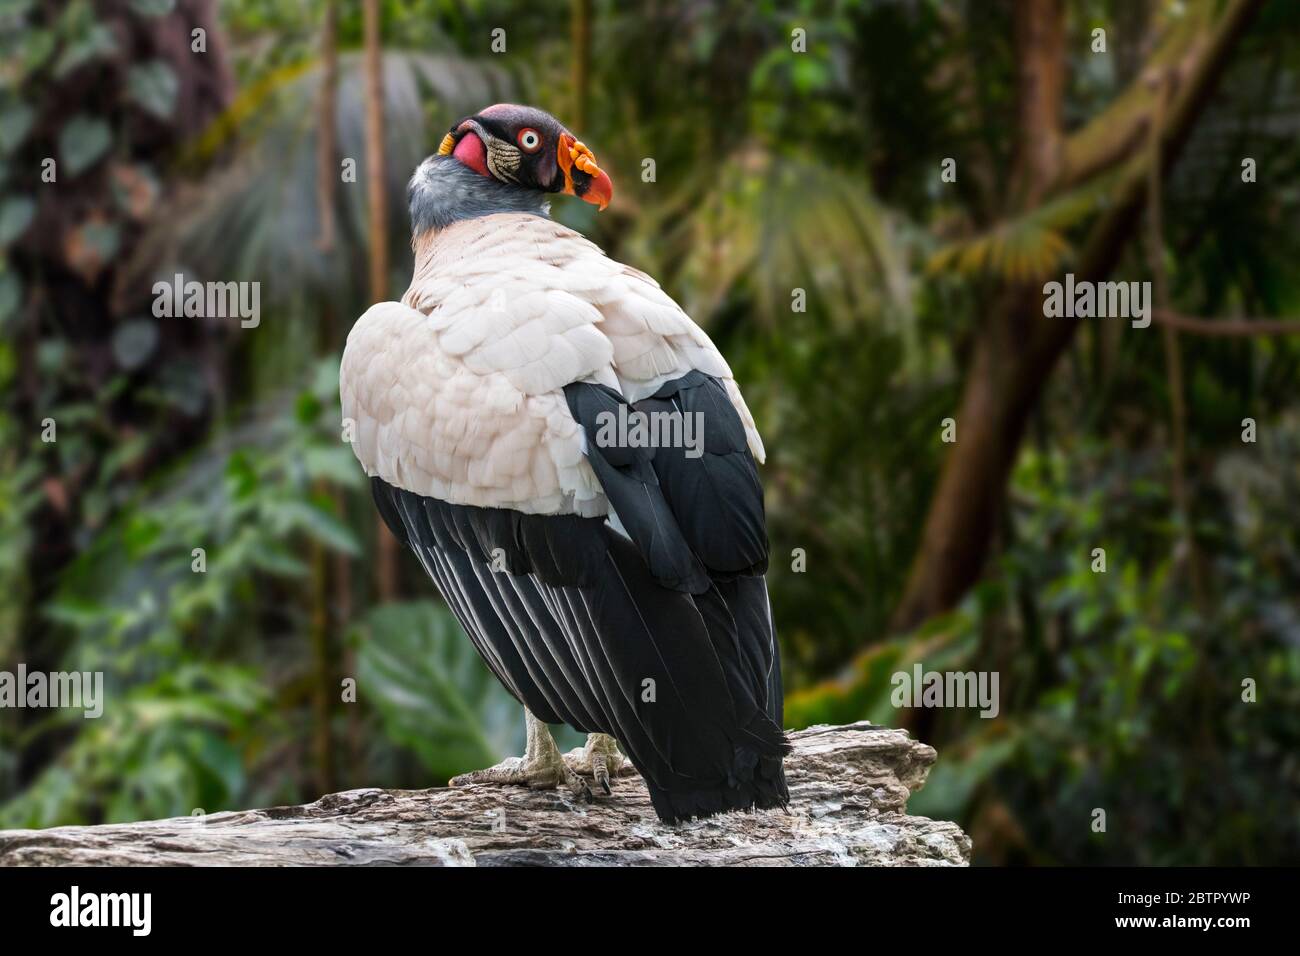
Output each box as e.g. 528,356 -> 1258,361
452,132 -> 489,177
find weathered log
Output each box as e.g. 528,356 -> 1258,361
0,722 -> 970,866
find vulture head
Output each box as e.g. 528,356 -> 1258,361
435,103 -> 613,210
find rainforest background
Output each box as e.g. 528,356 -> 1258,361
2,0 -> 1298,865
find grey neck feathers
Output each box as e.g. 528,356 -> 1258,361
408,157 -> 551,236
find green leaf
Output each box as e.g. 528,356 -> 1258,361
908,732 -> 1020,821
0,268 -> 21,327
302,445 -> 365,487
111,318 -> 159,370
0,103 -> 35,155
791,56 -> 830,94
354,601 -> 524,781
310,356 -> 340,400
53,23 -> 117,79
129,0 -> 176,15
0,1 -> 37,21
17,29 -> 56,77
59,115 -> 111,177
0,196 -> 33,245
121,514 -> 163,556
190,732 -> 244,799
78,219 -> 119,261
100,431 -> 151,482
294,390 -> 321,424
43,597 -> 110,630
273,500 -> 361,555
247,546 -> 309,578
127,61 -> 178,120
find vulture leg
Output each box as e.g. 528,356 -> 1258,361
449,709 -> 592,801
564,733 -> 634,795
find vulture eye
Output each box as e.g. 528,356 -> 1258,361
517,128 -> 542,153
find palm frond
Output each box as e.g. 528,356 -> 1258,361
631,147 -> 913,332
121,51 -> 514,308
926,177 -> 1113,283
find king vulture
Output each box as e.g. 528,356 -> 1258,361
340,104 -> 789,823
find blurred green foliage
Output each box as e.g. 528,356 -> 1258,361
353,600 -> 584,781
791,426 -> 1300,863
2,0 -> 1299,866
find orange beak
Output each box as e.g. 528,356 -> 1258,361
557,133 -> 613,210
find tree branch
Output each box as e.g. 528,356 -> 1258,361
1030,0 -> 1264,366
0,723 -> 970,867
1060,1 -> 1229,190
1152,309 -> 1300,337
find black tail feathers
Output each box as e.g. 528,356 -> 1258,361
645,737 -> 791,825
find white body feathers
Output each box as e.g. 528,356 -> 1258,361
340,213 -> 764,516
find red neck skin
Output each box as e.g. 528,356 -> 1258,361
452,132 -> 489,177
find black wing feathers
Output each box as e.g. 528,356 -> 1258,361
563,373 -> 770,587
637,371 -> 769,577
563,381 -> 710,593
369,372 -> 789,823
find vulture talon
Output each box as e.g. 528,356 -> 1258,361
564,733 -> 628,798
591,752 -> 610,794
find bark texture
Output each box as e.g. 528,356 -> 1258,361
0,722 -> 970,867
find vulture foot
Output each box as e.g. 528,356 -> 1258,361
449,709 -> 592,802
564,733 -> 633,795
448,753 -> 590,799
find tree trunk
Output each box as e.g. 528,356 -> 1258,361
1010,0 -> 1065,206
894,289 -> 1051,630
571,0 -> 592,132
362,0 -> 400,601
315,0 -> 338,253
892,0 -> 1264,632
